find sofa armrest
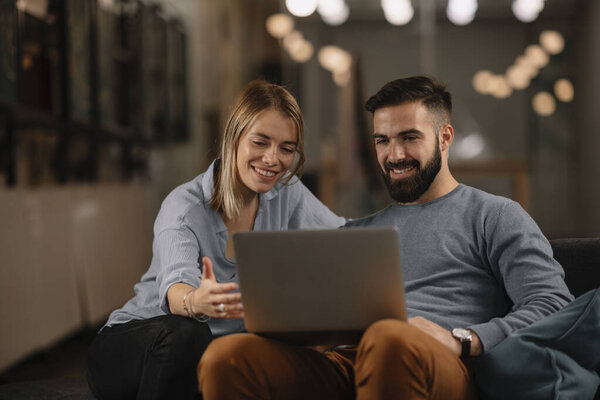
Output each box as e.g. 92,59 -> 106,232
550,238 -> 600,298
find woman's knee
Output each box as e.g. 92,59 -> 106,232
152,315 -> 212,358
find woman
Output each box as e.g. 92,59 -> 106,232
86,81 -> 345,400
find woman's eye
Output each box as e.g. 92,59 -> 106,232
253,141 -> 265,146
281,147 -> 295,154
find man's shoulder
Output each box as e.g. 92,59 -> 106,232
343,206 -> 395,228
456,184 -> 518,209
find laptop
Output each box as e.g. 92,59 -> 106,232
233,227 -> 407,345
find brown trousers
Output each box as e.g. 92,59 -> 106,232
197,319 -> 475,400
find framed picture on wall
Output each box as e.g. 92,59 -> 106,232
66,0 -> 93,122
0,0 -> 17,103
97,0 -> 119,128
139,3 -> 167,141
167,20 -> 188,141
19,0 -> 64,116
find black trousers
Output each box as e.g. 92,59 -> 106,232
86,315 -> 212,400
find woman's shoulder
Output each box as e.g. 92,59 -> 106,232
155,168 -> 213,229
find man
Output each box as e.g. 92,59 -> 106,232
197,76 -> 573,400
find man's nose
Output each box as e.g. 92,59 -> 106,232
388,142 -> 406,162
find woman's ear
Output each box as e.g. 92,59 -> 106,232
440,124 -> 454,152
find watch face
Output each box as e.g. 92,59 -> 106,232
452,328 -> 472,340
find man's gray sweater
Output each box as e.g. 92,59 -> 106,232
345,184 -> 573,352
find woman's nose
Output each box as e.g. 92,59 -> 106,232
262,147 -> 277,165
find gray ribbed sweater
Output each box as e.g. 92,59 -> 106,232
345,184 -> 573,352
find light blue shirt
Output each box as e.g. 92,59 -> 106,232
105,160 -> 346,336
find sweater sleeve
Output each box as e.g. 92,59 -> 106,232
468,201 -> 573,352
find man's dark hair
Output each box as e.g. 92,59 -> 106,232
365,75 -> 452,129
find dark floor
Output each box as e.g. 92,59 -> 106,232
0,327 -> 98,385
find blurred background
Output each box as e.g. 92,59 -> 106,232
1,0 -> 599,382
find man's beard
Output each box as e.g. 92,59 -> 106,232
381,144 -> 442,204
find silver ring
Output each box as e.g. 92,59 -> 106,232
219,303 -> 225,313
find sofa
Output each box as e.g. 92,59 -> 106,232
0,238 -> 599,400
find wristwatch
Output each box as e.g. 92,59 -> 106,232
452,328 -> 473,358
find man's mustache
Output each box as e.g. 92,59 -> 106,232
384,160 -> 420,171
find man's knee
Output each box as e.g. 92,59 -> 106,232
198,334 -> 259,382
361,319 -> 419,351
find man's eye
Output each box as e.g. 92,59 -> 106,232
375,139 -> 387,145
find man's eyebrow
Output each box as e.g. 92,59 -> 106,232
252,132 -> 297,146
372,129 -> 424,138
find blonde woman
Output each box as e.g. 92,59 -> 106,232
86,81 -> 345,400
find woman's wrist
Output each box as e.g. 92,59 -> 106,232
183,289 -> 210,322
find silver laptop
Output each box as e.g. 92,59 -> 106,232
233,227 -> 407,345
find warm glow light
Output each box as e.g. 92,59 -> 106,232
318,45 -> 352,73
532,92 -> 556,116
512,0 -> 544,23
289,40 -> 314,63
333,69 -> 351,86
554,78 -> 574,102
283,30 -> 304,52
515,56 -> 539,79
319,2 -> 350,26
490,75 -> 512,99
447,0 -> 478,26
266,14 -> 294,39
382,0 -> 414,26
540,30 -> 565,55
472,70 -> 494,94
286,0 -> 318,17
524,44 -> 549,68
506,65 -> 531,90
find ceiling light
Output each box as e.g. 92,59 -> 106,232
554,79 -> 574,102
265,14 -> 294,39
524,44 -> 549,68
319,1 -> 350,26
333,69 -> 351,86
532,92 -> 556,116
286,0 -> 318,17
540,30 -> 565,55
289,40 -> 314,63
447,0 -> 478,26
506,65 -> 531,90
472,70 -> 494,94
490,76 -> 512,99
512,0 -> 544,23
283,30 -> 304,52
318,45 -> 352,73
381,0 -> 414,26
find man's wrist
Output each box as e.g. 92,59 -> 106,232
452,328 -> 472,358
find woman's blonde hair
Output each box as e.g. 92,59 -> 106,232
210,80 -> 305,220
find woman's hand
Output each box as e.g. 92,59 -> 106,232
190,257 -> 244,319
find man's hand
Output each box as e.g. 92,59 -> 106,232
408,316 -> 482,357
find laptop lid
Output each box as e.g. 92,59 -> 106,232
233,227 -> 407,345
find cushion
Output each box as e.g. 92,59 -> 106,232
474,288 -> 600,400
